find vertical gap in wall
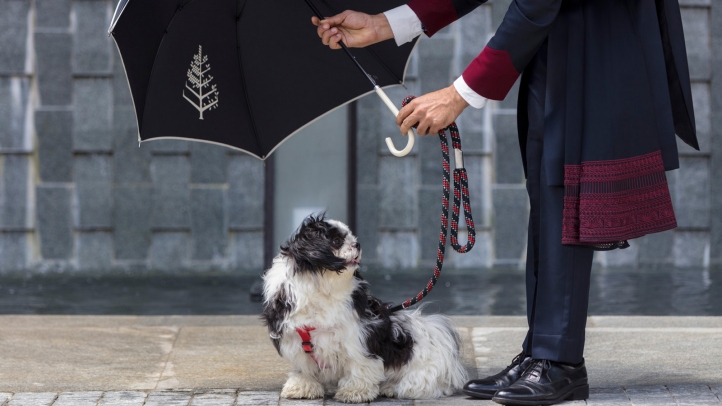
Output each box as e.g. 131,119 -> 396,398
347,101 -> 358,233
263,154 -> 275,269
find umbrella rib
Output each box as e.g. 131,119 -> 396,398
235,0 -> 264,158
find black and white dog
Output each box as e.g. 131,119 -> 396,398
261,214 -> 467,403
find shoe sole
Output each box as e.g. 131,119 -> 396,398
492,384 -> 589,405
462,389 -> 494,400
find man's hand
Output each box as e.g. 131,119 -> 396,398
312,10 -> 394,49
397,86 -> 470,136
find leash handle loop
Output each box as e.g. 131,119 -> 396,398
388,96 -> 476,313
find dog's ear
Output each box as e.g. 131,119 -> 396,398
261,286 -> 293,355
281,214 -> 346,275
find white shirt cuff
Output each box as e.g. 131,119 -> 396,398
453,76 -> 488,109
383,5 -> 424,46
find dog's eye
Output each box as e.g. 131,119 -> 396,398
332,238 -> 342,246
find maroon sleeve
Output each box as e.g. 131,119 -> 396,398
462,0 -> 562,100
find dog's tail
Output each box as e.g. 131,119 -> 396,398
391,307 -> 468,395
421,313 -> 468,390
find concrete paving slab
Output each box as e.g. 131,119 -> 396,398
190,389 -> 236,405
52,392 -> 103,406
0,322 -> 178,391
155,326 -> 287,391
668,384 -> 721,405
7,392 -> 57,406
712,384 -> 722,401
369,398 -> 413,405
144,390 -> 193,406
278,397 -> 324,405
0,393 -> 11,405
417,395 -> 492,405
96,391 -> 147,405
586,387 -> 630,405
589,316 -> 722,328
623,385 -> 677,405
235,391 -> 280,405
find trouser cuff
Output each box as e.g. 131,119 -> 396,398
527,333 -> 585,364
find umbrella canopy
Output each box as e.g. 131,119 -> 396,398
110,0 -> 419,159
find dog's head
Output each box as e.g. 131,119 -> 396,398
280,214 -> 361,276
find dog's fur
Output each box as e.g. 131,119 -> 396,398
261,214 -> 467,403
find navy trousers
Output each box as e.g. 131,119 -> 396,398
520,42 -> 595,365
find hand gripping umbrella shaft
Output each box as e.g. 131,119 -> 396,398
303,0 -> 414,157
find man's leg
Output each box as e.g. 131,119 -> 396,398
525,159 -> 595,364
492,39 -> 593,405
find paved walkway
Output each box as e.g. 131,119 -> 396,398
0,316 -> 720,405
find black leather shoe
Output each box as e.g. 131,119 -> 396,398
492,359 -> 589,405
462,352 -> 532,399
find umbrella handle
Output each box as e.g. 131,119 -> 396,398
374,86 -> 415,157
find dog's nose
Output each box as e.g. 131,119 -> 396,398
351,242 -> 360,249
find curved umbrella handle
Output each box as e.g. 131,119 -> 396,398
374,86 -> 415,157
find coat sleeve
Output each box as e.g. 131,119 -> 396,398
460,0 -> 561,100
406,0 -> 487,37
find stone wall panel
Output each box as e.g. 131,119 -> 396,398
36,185 -> 73,260
0,77 -> 32,151
73,78 -> 113,152
36,0 -> 71,29
0,155 -> 32,230
493,113 -> 524,184
150,155 -> 190,230
230,231 -> 263,271
74,155 -> 113,229
35,33 -> 73,106
379,156 -> 416,229
492,186 -> 527,266
190,143 -> 227,184
36,110 -> 73,182
0,232 -> 29,272
114,185 -> 152,260
73,1 -> 112,74
150,231 -> 189,271
228,155 -> 263,230
674,156 -> 710,229
191,187 -> 227,261
76,231 -> 113,270
681,7 -> 711,81
113,108 -> 151,183
0,0 -> 30,73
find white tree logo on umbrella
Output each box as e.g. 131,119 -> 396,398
183,45 -> 219,119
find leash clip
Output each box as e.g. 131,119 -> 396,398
454,148 -> 464,169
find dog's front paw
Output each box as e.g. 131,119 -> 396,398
379,384 -> 397,399
334,384 -> 379,403
281,373 -> 325,399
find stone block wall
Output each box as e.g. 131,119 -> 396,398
356,0 -> 722,270
0,0 -> 719,273
0,0 -> 265,273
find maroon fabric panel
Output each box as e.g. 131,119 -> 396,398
562,150 -> 677,245
407,0 -> 458,37
462,46 -> 520,100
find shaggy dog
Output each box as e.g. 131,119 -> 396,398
261,214 -> 467,403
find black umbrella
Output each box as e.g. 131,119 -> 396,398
109,0 -> 419,159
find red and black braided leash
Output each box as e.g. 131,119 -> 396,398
388,96 -> 476,313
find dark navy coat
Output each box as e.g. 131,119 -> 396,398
406,0 -> 699,244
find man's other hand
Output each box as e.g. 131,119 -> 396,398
312,11 -> 394,49
397,86 -> 470,136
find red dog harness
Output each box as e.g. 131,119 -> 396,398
295,326 -> 327,368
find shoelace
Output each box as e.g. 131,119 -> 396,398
522,359 -> 552,381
